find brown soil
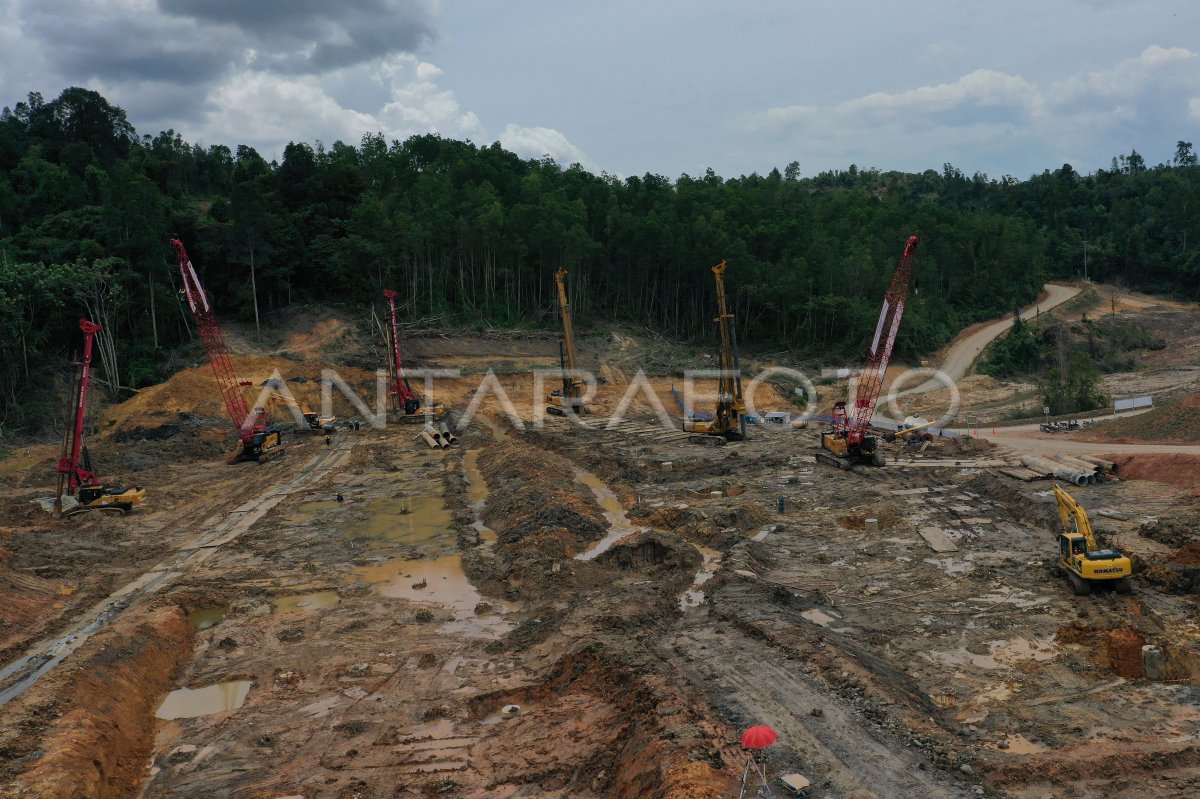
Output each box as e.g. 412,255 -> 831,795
0,605 -> 192,799
838,512 -> 901,531
1109,453 -> 1200,497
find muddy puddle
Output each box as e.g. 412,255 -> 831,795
272,590 -> 339,614
679,546 -> 722,611
284,499 -> 341,524
345,495 -> 456,552
463,449 -> 498,545
155,680 -> 253,720
354,555 -> 513,639
187,606 -> 227,630
573,469 -> 646,561
927,636 -> 1059,671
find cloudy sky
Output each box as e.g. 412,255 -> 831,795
1,0 -> 1197,179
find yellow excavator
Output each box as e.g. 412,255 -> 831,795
547,267 -> 588,416
683,260 -> 745,444
1053,484 -> 1133,595
267,390 -> 336,434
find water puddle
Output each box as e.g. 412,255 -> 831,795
927,637 -> 1059,671
187,606 -> 227,630
285,499 -> 341,524
678,546 -> 722,611
272,590 -> 339,614
354,555 -> 513,639
463,449 -> 498,545
156,680 -> 253,720
573,469 -> 646,561
345,495 -> 456,551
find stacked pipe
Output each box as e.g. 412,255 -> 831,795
1077,454 -> 1118,474
439,421 -> 459,445
1053,453 -> 1105,479
1020,455 -> 1089,486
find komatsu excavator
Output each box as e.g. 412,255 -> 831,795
1053,483 -> 1133,595
684,260 -> 745,444
547,267 -> 588,416
53,319 -> 147,516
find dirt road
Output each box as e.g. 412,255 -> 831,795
899,283 -> 1081,398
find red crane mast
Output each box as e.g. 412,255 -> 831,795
834,235 -> 921,445
382,289 -> 420,414
56,319 -> 102,495
170,238 -> 281,462
820,235 -> 920,469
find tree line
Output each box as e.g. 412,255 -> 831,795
1,87 -> 1197,436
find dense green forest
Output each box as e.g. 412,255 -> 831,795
1,87 -> 1198,436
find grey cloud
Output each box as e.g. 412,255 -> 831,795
22,2 -> 235,87
159,0 -> 439,72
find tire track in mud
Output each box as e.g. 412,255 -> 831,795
669,625 -> 970,799
0,435 -> 356,707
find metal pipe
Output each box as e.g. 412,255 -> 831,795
1020,455 -> 1089,486
439,421 -> 458,445
419,431 -> 440,449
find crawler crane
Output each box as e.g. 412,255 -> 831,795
53,319 -> 147,516
684,260 -> 745,444
547,267 -> 588,416
819,235 -> 920,469
170,238 -> 283,463
1053,484 -> 1133,595
382,288 -> 445,422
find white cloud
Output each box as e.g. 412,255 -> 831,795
187,54 -> 595,172
199,72 -> 378,152
741,44 -> 1200,175
373,54 -> 483,140
498,123 -> 598,171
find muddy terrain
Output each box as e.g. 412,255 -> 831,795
2,319 -> 1200,799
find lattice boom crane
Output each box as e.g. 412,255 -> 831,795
170,238 -> 283,463
821,235 -> 920,468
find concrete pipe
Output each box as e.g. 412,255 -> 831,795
1020,455 -> 1089,486
419,430 -> 440,449
439,421 -> 458,445
1077,454 -> 1117,474
1053,453 -> 1103,475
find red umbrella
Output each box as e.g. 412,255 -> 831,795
740,725 -> 777,750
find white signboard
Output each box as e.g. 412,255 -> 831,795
1114,396 -> 1153,412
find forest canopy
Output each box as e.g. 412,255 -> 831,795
1,87 -> 1197,435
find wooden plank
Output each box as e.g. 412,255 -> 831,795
918,526 -> 959,553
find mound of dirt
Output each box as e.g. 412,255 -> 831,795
1109,454 -> 1200,497
101,356 -> 381,438
0,605 -> 192,796
1138,514 -> 1200,547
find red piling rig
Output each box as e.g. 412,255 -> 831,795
56,319 -> 102,495
383,289 -> 420,415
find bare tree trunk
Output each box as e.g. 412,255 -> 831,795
148,264 -> 158,349
249,233 -> 261,339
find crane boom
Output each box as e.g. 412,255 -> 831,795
555,268 -> 582,402
56,319 -> 102,495
383,288 -> 420,414
712,260 -> 745,439
170,238 -> 281,463
838,235 -> 920,445
170,238 -> 263,442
